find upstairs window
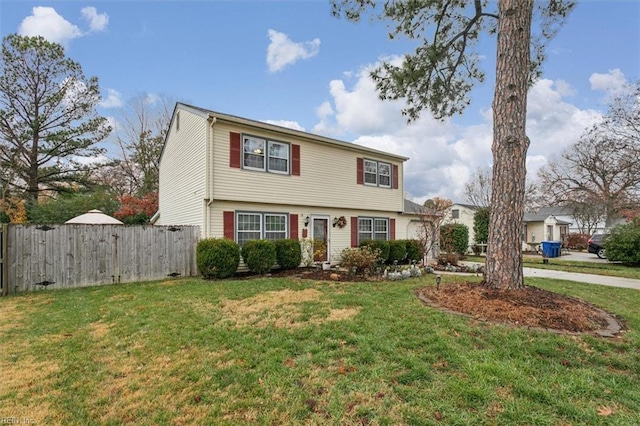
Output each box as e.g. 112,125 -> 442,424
243,135 -> 289,173
243,136 -> 266,170
378,162 -> 391,188
451,209 -> 459,219
364,160 -> 378,185
362,159 -> 392,188
268,141 -> 289,174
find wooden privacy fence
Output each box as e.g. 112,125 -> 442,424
1,224 -> 200,295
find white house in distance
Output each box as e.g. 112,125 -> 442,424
154,103 -> 423,264
444,203 -> 482,248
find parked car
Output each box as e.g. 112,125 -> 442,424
588,234 -> 607,259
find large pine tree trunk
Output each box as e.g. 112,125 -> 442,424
484,0 -> 533,289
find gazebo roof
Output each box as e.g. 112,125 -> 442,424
65,209 -> 123,225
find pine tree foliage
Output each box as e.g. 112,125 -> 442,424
0,35 -> 111,203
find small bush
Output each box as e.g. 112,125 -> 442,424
405,239 -> 424,263
605,223 -> 640,265
360,240 -> 390,263
340,246 -> 380,275
387,240 -> 407,264
241,239 -> 277,274
440,223 -> 469,255
438,252 -> 460,266
274,239 -> 302,270
197,238 -> 240,279
565,233 -> 590,250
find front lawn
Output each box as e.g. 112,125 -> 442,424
1,275 -> 639,424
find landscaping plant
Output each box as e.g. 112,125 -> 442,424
196,238 -> 240,279
339,245 -> 380,275
605,221 -> 640,265
274,239 -> 302,270
241,239 -> 277,274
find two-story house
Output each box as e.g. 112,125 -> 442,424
154,103 -> 420,264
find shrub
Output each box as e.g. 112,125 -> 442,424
197,238 -> 240,279
241,239 -> 277,274
274,239 -> 302,270
340,246 -> 380,275
359,240 -> 390,263
405,239 -> 424,263
473,207 -> 490,244
605,223 -> 640,265
440,223 -> 469,255
565,233 -> 590,250
438,252 -> 460,266
387,240 -> 407,264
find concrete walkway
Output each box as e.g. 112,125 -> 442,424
523,267 -> 640,290
459,261 -> 640,290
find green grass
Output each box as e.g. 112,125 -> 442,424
465,255 -> 640,280
2,275 -> 639,425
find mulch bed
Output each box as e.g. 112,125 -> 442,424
416,282 -> 624,336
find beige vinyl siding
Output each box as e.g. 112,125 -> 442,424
157,109 -> 207,227
526,223 -> 545,244
445,205 -> 477,244
211,123 -> 404,213
209,201 -> 410,263
395,215 -> 424,241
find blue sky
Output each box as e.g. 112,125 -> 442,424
1,1 -> 639,203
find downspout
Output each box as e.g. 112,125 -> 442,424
205,115 -> 217,237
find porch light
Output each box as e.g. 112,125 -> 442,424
304,216 -> 310,227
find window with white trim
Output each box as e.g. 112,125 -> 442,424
237,213 -> 262,246
243,136 -> 265,170
378,162 -> 391,188
236,212 -> 288,246
243,135 -> 290,174
364,160 -> 378,185
265,214 -> 287,241
363,159 -> 392,188
358,217 -> 388,243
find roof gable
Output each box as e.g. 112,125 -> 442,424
169,102 -> 409,163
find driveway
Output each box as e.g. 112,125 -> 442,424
556,251 -> 609,263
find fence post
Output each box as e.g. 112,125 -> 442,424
1,224 -> 8,296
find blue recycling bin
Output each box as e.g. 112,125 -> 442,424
541,241 -> 561,258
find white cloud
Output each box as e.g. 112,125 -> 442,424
313,63 -> 603,204
18,7 -> 83,46
81,7 -> 109,33
72,154 -> 111,165
589,69 -> 627,93
17,6 -> 109,47
100,89 -> 123,108
262,120 -> 305,132
266,29 -> 320,73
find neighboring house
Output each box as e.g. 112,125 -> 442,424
155,103 -> 421,264
522,211 -> 571,250
527,206 -> 590,235
444,203 -> 482,248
